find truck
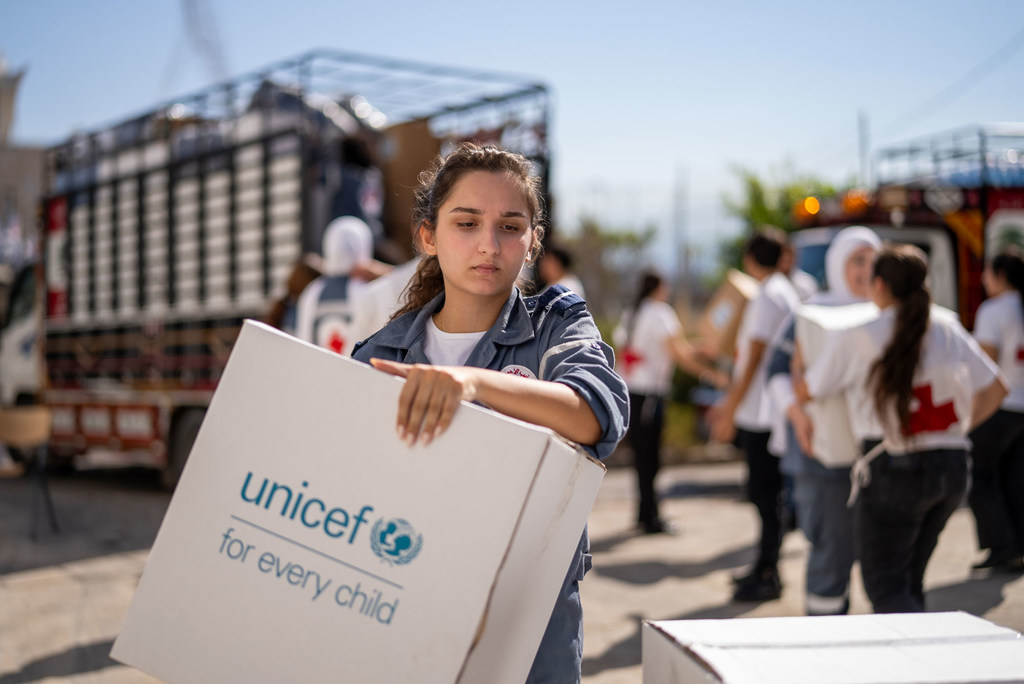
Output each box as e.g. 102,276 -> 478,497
0,49 -> 551,488
791,124 -> 1024,328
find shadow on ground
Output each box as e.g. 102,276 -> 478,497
0,468 -> 170,575
927,571 -> 1023,616
594,543 -> 757,584
581,602 -> 757,677
0,639 -> 117,683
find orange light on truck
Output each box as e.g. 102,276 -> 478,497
842,188 -> 871,214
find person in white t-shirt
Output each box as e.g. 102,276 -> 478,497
799,244 -> 1007,613
614,271 -> 729,534
968,247 -> 1024,572
778,241 -> 819,302
539,243 -> 586,299
765,225 -> 881,616
710,229 -> 801,601
295,216 -> 389,355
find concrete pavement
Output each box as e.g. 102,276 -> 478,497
1,461 -> 1022,683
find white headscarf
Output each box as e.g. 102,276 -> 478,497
815,226 -> 882,305
321,216 -> 373,277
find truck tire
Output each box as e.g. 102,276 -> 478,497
161,408 -> 206,491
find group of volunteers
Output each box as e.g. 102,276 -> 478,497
701,226 -> 1020,615
268,140 -> 1024,682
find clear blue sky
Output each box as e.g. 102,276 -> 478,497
3,0 -> 1024,270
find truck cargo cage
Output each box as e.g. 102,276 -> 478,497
41,49 -> 550,328
33,49 -> 550,400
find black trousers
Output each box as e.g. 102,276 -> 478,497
968,409 -> 1024,557
628,393 -> 665,529
735,428 -> 782,571
858,449 -> 967,613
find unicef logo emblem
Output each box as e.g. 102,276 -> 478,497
370,518 -> 423,566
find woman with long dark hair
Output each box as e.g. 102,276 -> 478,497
968,247 -> 1024,572
800,244 -> 1007,612
613,271 -> 726,534
353,142 -> 629,681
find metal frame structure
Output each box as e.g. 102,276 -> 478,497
875,123 -> 1024,188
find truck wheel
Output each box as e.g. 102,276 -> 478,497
161,408 -> 206,491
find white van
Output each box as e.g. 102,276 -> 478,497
790,225 -> 957,313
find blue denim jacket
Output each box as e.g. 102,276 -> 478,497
352,285 -> 628,682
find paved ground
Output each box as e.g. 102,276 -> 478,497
1,461 -> 1023,683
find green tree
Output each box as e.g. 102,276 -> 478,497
557,216 -> 656,322
717,163 -> 843,278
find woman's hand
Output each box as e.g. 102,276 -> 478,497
708,399 -> 737,444
370,359 -> 480,447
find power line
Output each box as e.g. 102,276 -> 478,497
811,23 -> 1024,169
875,23 -> 1024,139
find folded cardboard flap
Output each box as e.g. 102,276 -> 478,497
112,320 -> 605,684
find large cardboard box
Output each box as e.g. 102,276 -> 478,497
111,321 -> 605,683
794,302 -> 879,467
642,612 -> 1024,683
698,269 -> 760,359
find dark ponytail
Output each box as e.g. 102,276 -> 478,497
990,246 -> 1024,323
392,143 -> 545,319
627,271 -> 663,345
867,245 -> 931,435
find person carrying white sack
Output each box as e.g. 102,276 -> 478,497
764,226 -> 881,615
794,244 -> 1007,613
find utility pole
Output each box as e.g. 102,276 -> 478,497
672,164 -> 690,314
858,110 -> 871,187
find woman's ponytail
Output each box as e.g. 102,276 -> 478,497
867,245 -> 931,435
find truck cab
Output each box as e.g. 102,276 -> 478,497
0,264 -> 42,405
793,124 -> 1024,327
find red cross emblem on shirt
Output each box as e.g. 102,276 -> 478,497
905,384 -> 958,436
327,330 -> 346,354
1016,346 -> 1024,363
621,347 -> 644,374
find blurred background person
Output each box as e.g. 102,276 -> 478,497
968,247 -> 1024,572
779,239 -> 819,302
614,270 -> 728,535
539,241 -> 586,299
295,216 -> 389,355
799,244 -> 1006,613
765,226 -> 881,615
264,254 -> 322,336
709,228 -> 800,601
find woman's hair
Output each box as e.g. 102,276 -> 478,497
990,246 -> 1024,321
867,244 -> 931,435
393,143 -> 545,318
625,270 -> 664,345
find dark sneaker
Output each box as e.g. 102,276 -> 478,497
732,567 -> 782,602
